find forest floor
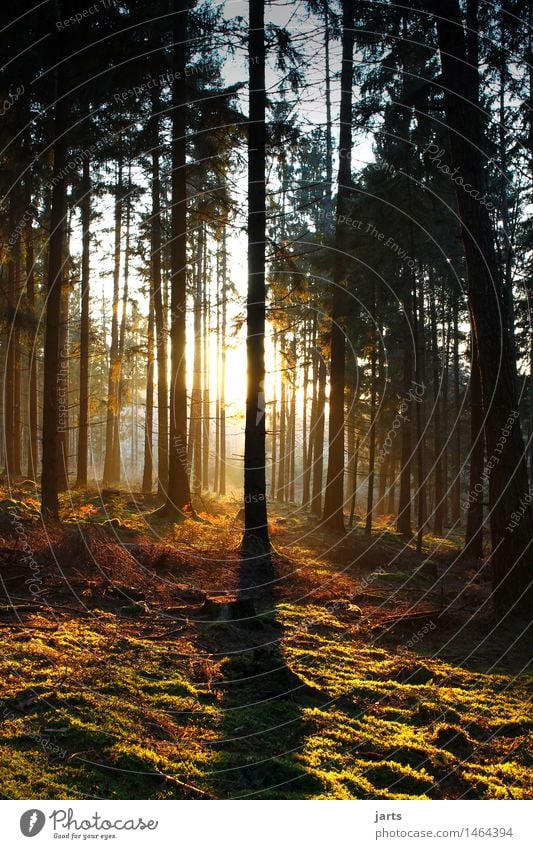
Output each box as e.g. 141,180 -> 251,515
0,483 -> 531,800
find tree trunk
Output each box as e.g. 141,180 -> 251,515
311,347 -> 326,517
429,270 -> 444,535
365,322 -> 378,536
434,0 -> 533,613
26,211 -> 38,481
41,41 -> 68,519
166,0 -> 192,516
103,160 -> 122,485
396,331 -> 413,536
142,279 -> 155,494
322,0 -> 354,532
242,0 -> 270,551
76,158 -> 91,487
219,228 -> 227,495
151,99 -> 169,497
202,253 -> 210,491
463,336 -> 484,557
189,227 -> 203,495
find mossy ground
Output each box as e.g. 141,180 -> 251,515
0,487 -> 531,799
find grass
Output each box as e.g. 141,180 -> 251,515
0,487 -> 531,799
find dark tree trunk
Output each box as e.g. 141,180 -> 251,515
434,0 -> 533,614
166,0 -> 192,516
189,228 -> 203,495
463,337 -> 484,557
25,212 -> 38,481
151,96 -> 169,497
41,43 -> 68,519
365,321 -> 378,536
219,229 -> 227,495
142,280 -> 155,494
202,259 -> 210,491
322,0 -> 354,532
311,348 -> 326,517
242,0 -> 270,551
103,160 -> 122,485
429,270 -> 444,535
396,330 -> 413,536
76,158 -> 91,487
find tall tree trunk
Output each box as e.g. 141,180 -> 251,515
365,321 -> 378,536
434,0 -> 533,614
219,228 -> 227,496
276,339 -> 286,502
301,323 -> 310,507
311,348 -> 326,516
41,37 -> 68,519
429,270 -> 444,535
323,0 -> 354,532
302,320 -> 316,508
270,333 -> 278,500
322,0 -> 333,231
450,290 -> 461,522
348,433 -> 359,527
202,253 -> 210,491
189,226 -> 203,494
463,337 -> 484,557
57,269 -> 70,491
113,181 -> 131,484
413,270 -> 425,552
142,280 -> 155,493
76,158 -> 91,487
166,0 -> 192,516
396,328 -> 413,536
243,0 -> 270,551
151,99 -> 169,497
103,160 -> 122,485
4,194 -> 21,482
26,211 -> 38,481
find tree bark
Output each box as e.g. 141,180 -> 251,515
322,0 -> 354,532
242,0 -> 270,551
76,158 -> 91,487
166,0 -> 192,516
41,32 -> 68,519
434,0 -> 533,613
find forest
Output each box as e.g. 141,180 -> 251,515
0,0 -> 532,802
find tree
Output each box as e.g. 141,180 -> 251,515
322,0 -> 355,532
41,13 -> 69,520
165,0 -> 193,517
433,0 -> 533,614
242,0 -> 270,552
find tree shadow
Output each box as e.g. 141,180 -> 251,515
206,551 -> 324,799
